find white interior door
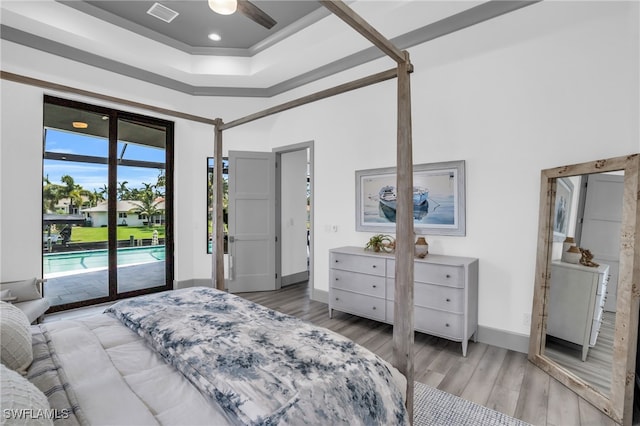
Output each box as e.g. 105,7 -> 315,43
579,173 -> 624,312
227,151 -> 276,293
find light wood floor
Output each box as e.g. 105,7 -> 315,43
545,311 -> 615,395
238,282 -> 618,426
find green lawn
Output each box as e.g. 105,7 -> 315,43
46,226 -> 165,243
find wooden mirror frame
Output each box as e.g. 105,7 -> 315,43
528,154 -> 640,425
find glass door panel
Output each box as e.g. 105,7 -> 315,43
116,117 -> 167,295
43,104 -> 110,307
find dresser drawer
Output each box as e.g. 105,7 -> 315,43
331,288 -> 385,321
330,252 -> 385,276
415,306 -> 464,340
386,301 -> 463,339
387,260 -> 464,288
331,270 -> 385,298
386,280 -> 464,313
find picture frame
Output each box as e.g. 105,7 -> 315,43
356,160 -> 466,236
553,177 -> 574,242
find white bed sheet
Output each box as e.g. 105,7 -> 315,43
45,314 -> 231,425
45,313 -> 407,425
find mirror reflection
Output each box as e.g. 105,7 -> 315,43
543,171 -> 625,396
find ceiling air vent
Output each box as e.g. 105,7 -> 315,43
147,2 -> 179,23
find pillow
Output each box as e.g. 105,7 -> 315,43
1,289 -> 13,301
0,301 -> 33,374
0,278 -> 41,302
0,363 -> 53,425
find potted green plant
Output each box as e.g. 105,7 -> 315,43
365,234 -> 395,253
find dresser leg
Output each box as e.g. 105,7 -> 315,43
329,307 -> 333,319
462,340 -> 468,357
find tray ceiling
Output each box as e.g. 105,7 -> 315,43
0,1 -> 539,97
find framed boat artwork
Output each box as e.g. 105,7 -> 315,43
356,160 -> 466,236
552,177 -> 574,242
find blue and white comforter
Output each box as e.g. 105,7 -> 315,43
105,287 -> 408,425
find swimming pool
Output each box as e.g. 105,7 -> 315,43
43,246 -> 165,276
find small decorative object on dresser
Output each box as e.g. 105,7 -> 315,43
562,245 -> 582,264
562,236 -> 576,254
364,234 -> 395,253
414,236 -> 428,258
329,246 -> 478,356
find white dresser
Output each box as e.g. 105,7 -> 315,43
329,246 -> 479,356
547,260 -> 610,361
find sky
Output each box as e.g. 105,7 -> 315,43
44,129 -> 165,193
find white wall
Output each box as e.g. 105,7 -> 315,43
1,1 -> 638,340
259,0 -> 639,336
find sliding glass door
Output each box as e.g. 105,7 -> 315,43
42,96 -> 173,311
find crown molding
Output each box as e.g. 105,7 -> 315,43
1,1 -> 539,98
57,0 -> 332,57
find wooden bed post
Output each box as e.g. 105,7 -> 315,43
213,2 -> 419,416
212,119 -> 225,290
394,51 -> 415,419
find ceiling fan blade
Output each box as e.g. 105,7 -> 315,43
237,0 -> 276,29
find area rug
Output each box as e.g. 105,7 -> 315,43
413,382 -> 531,426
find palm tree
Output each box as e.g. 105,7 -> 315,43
42,176 -> 62,213
59,175 -> 82,214
90,189 -> 103,207
117,181 -> 130,200
155,170 -> 166,197
128,183 -> 162,227
98,184 -> 109,201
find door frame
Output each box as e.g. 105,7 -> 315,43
273,141 -> 314,294
42,96 -> 174,312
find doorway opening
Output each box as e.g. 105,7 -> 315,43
225,142 -> 313,294
274,141 -> 313,291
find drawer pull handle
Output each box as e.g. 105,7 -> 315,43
446,298 -> 451,302
372,285 -> 377,288
445,274 -> 451,278
335,297 -> 339,301
445,323 -> 450,327
372,265 -> 377,268
372,307 -> 376,310
335,278 -> 339,281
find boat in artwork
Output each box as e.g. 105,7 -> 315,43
378,186 -> 429,221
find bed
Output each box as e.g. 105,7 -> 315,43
1,287 -> 408,425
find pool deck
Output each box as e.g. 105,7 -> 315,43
44,261 -> 166,306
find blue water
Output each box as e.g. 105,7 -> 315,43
44,246 -> 165,275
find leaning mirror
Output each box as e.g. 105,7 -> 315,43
528,154 -> 640,425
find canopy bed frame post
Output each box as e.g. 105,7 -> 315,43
320,2 -> 416,417
212,119 -> 225,290
213,1 -> 417,415
394,50 -> 415,418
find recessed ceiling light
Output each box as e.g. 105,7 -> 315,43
208,33 -> 222,41
72,121 -> 88,129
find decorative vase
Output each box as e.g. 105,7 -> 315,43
415,237 -> 429,258
562,237 -> 576,255
563,245 -> 581,264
